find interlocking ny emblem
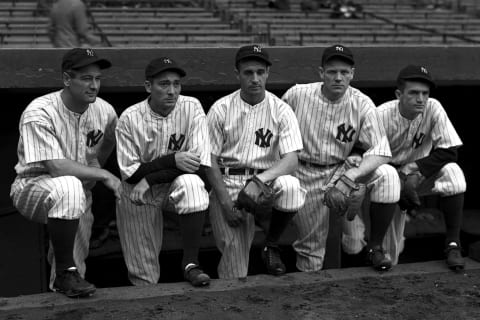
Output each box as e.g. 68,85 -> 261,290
86,49 -> 94,57
254,128 -> 273,148
253,46 -> 262,53
412,132 -> 425,149
421,67 -> 428,74
164,58 -> 172,64
168,133 -> 185,151
336,123 -> 356,143
335,46 -> 344,52
86,129 -> 103,147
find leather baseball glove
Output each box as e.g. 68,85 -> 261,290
398,172 -> 421,212
236,176 -> 276,214
324,174 -> 366,220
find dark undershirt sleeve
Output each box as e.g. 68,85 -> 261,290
415,147 -> 458,178
125,153 -> 176,184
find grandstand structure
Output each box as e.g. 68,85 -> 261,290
0,0 -> 480,48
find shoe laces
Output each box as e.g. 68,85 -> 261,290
264,246 -> 282,266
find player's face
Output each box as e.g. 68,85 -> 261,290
319,59 -> 354,101
396,81 -> 430,118
145,71 -> 181,115
64,64 -> 102,105
235,60 -> 269,104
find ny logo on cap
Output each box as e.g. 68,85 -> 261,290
335,46 -> 344,52
86,49 -> 94,57
420,67 -> 428,74
163,58 -> 172,64
253,46 -> 262,53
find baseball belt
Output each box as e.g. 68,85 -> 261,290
299,159 -> 339,169
220,167 -> 265,176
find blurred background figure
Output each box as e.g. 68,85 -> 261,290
48,0 -> 101,48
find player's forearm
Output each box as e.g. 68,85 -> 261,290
344,155 -> 390,182
256,151 -> 298,183
206,155 -> 232,206
415,147 -> 458,178
44,159 -> 112,182
125,154 -> 176,183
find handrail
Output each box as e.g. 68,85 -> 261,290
363,10 -> 480,44
85,0 -> 112,47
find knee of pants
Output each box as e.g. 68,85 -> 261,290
368,164 -> 400,203
49,176 -> 86,219
272,175 -> 306,212
435,162 -> 467,196
169,174 -> 209,214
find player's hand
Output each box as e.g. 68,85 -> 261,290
346,154 -> 362,168
129,178 -> 150,206
174,152 -> 201,173
221,199 -> 245,228
102,170 -> 122,200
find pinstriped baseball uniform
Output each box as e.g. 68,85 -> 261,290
282,83 -> 400,272
207,89 -> 306,279
10,90 -> 117,289
373,97 -> 466,264
116,95 -> 210,285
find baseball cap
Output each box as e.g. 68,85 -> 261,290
235,44 -> 272,67
321,44 -> 354,66
397,65 -> 436,88
145,57 -> 186,78
61,48 -> 111,71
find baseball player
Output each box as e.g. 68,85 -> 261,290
282,44 -> 401,272
10,48 -> 121,298
115,57 -> 211,286
206,45 -> 306,279
345,65 -> 467,270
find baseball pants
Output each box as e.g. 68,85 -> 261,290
294,163 -> 400,272
210,174 -> 306,279
10,175 -> 93,290
343,162 -> 466,265
116,174 -> 209,286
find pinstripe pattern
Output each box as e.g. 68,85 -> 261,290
345,98 -> 467,265
207,90 -> 304,279
10,90 -> 117,289
283,83 -> 400,271
115,95 -> 210,285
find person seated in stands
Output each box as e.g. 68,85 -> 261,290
268,0 -> 290,10
330,0 -> 362,19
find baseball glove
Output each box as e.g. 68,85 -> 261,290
398,172 -> 421,212
324,174 -> 366,220
236,176 -> 276,214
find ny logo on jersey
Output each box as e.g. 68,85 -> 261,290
336,123 -> 356,143
168,133 -> 185,151
412,132 -> 425,149
255,128 -> 273,148
86,49 -> 94,57
86,129 -> 103,147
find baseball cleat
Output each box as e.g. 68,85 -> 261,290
262,245 -> 286,276
53,268 -> 96,298
184,264 -> 210,287
445,242 -> 465,271
366,246 -> 392,271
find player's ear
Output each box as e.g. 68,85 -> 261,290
350,67 -> 355,79
318,66 -> 324,80
144,80 -> 152,93
395,89 -> 402,99
234,68 -> 240,81
62,72 -> 72,87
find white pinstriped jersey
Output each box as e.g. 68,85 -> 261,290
207,89 -> 303,168
116,95 -> 211,181
282,83 -> 391,164
377,98 -> 462,166
13,90 -> 117,180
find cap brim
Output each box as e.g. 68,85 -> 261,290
401,76 -> 436,88
72,57 -> 112,70
237,54 -> 272,66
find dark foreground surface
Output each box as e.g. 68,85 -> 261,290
1,259 -> 480,320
